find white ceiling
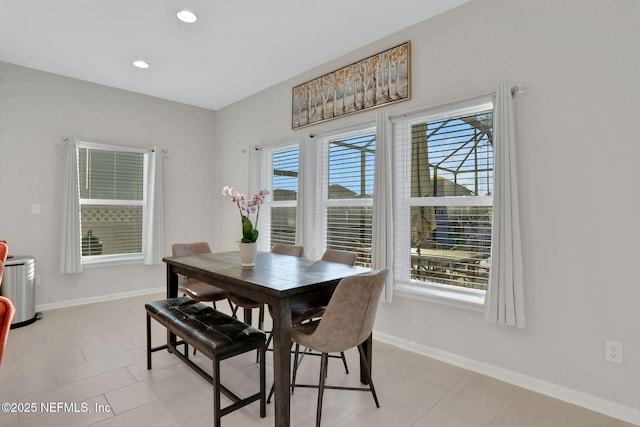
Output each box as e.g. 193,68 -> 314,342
0,0 -> 470,111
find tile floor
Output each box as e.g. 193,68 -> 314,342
0,293 -> 636,427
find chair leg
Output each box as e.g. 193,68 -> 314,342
267,383 -> 275,404
316,353 -> 329,427
340,351 -> 349,374
265,330 -> 273,350
227,299 -> 236,315
231,303 -> 239,319
357,344 -> 380,408
256,305 -> 265,362
258,305 -> 265,331
291,343 -> 301,394
267,341 -> 295,404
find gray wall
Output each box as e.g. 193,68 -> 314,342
1,0 -> 638,421
214,0 -> 640,422
0,62 -> 218,307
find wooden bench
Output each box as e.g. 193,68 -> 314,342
145,296 -> 266,426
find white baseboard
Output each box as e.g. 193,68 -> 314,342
373,330 -> 640,426
36,287 -> 165,312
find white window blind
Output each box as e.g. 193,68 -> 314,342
260,144 -> 299,249
394,99 -> 494,292
316,128 -> 375,267
77,143 -> 148,260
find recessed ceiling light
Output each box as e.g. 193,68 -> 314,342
133,60 -> 150,69
177,10 -> 197,23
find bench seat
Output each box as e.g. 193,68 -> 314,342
146,296 -> 266,426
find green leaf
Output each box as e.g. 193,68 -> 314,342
241,216 -> 258,242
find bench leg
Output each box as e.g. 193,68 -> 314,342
213,359 -> 222,427
146,314 -> 152,370
260,346 -> 266,417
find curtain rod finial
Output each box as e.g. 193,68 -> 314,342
511,84 -> 526,96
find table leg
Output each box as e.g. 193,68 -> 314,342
271,299 -> 292,426
166,265 -> 179,348
166,264 -> 179,298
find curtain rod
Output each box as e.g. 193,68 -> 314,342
60,137 -> 167,153
390,83 -> 526,121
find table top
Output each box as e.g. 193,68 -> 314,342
164,250 -> 369,299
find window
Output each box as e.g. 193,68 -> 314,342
316,128 -> 376,267
77,142 -> 149,263
394,99 -> 493,295
260,144 -> 299,249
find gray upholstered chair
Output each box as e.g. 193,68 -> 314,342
290,268 -> 389,427
271,243 -> 303,257
320,248 -> 357,265
290,250 -> 357,366
171,242 -> 231,310
266,249 -> 359,404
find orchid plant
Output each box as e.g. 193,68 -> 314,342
222,186 -> 270,243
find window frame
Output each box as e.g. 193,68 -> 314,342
315,126 -> 376,266
258,141 -> 300,252
76,140 -> 149,266
392,97 -> 494,309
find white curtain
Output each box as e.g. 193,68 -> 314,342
143,147 -> 165,265
296,130 -> 317,259
483,82 -> 525,327
60,138 -> 82,273
61,141 -> 165,270
372,111 -> 394,302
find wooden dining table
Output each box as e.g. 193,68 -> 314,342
163,250 -> 370,427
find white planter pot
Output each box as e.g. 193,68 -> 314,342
238,242 -> 257,268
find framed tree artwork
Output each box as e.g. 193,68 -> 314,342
292,41 -> 410,129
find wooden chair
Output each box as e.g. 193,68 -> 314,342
290,268 -> 389,427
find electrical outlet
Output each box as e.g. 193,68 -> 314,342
605,340 -> 623,364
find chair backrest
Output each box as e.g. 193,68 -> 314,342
171,242 -> 212,257
0,297 -> 15,366
0,241 -> 13,366
271,244 -> 303,257
304,268 -> 388,353
321,249 -> 357,266
0,241 -> 8,284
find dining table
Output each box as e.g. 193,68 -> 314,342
163,250 -> 370,427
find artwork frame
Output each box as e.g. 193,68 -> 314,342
292,41 -> 410,129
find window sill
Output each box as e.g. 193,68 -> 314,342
394,281 -> 485,312
81,254 -> 144,268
